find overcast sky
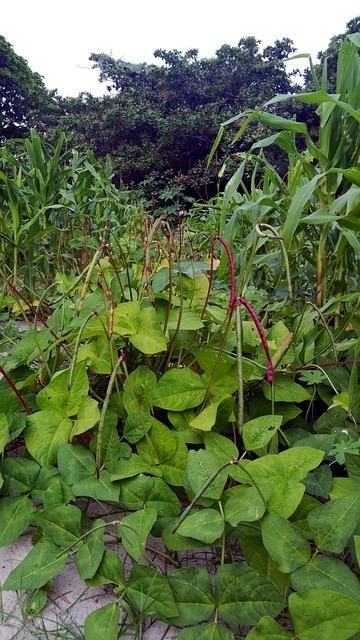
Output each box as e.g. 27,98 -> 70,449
2,0 -> 359,96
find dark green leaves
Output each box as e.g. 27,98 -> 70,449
307,493 -> 360,553
153,368 -> 207,410
119,506 -> 157,560
0,496 -> 34,546
167,568 -> 215,626
177,509 -> 224,544
243,415 -> 282,451
127,564 -> 179,621
75,519 -> 105,580
84,604 -> 120,640
215,563 -> 283,626
36,504 -> 82,547
261,511 -> 311,573
289,589 -> 360,640
2,542 -> 67,590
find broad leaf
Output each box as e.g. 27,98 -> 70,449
153,368 -> 207,411
261,511 -> 310,573
215,563 -> 283,626
75,519 -> 105,580
187,449 -> 228,500
177,508 -> 224,544
291,556 -> 360,602
57,444 -> 95,483
2,541 -> 67,590
127,564 -> 179,621
243,415 -> 282,451
0,496 -> 34,546
36,504 -> 82,547
119,506 -> 157,560
178,623 -> 234,640
85,550 -> 125,587
223,486 -> 266,526
84,604 -> 119,640
289,589 -> 360,640
307,493 -> 360,553
26,411 -> 72,465
167,567 -> 215,626
246,616 -> 292,639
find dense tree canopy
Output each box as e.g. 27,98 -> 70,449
48,37 -> 296,200
0,36 -> 56,141
1,19 -> 359,200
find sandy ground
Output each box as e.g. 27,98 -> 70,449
0,535 -> 178,640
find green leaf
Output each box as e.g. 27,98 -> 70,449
0,458 -> 41,494
71,396 -> 100,438
0,413 -> 9,451
0,496 -> 34,546
85,550 -> 125,587
162,520 -> 208,551
153,368 -> 206,411
130,306 -> 168,354
215,563 -> 283,626
178,509 -> 224,544
84,604 -> 119,640
119,506 -> 157,560
282,174 -> 324,249
36,363 -> 88,417
75,519 -> 105,580
2,541 -> 67,590
127,564 -> 179,621
262,375 -> 311,403
291,556 -> 360,602
224,486 -> 266,526
123,366 -> 156,414
246,616 -> 292,639
245,447 -> 324,483
57,444 -> 95,483
25,589 -> 47,616
110,453 -> 160,481
187,450 -> 228,500
146,477 -> 181,516
190,397 -> 233,432
307,493 -> 360,553
289,589 -> 360,640
137,419 -> 188,486
268,477 -> 305,519
72,470 -> 120,501
36,504 -> 82,547
243,415 -> 282,451
25,411 -> 72,465
261,511 -> 311,573
119,474 -> 153,509
167,567 -> 215,626
124,411 -> 152,443
303,465 -> 332,498
178,623 -> 234,640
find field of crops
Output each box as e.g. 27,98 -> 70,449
0,33 -> 360,640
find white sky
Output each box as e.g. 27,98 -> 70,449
1,0 -> 359,97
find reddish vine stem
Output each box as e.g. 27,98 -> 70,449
201,235 -> 236,319
236,296 -> 274,385
287,359 -> 360,372
0,366 -> 31,414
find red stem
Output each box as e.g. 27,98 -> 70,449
201,236 -> 236,319
0,366 -> 31,414
236,296 -> 274,385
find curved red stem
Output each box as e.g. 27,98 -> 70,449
0,366 -> 31,414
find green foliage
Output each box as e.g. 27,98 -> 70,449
0,35 -> 56,141
1,29 -> 360,640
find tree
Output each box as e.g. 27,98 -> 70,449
0,35 -> 56,141
48,37 -> 296,201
